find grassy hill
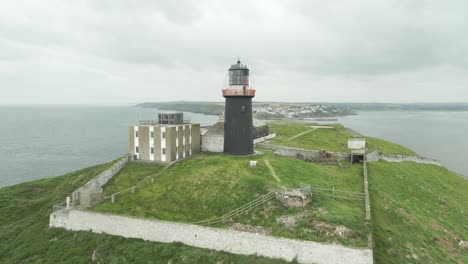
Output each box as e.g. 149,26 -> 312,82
0,161 -> 287,264
368,162 -> 467,263
1,121 -> 466,263
93,150 -> 369,247
269,122 -> 417,155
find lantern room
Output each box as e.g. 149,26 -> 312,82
228,60 -> 250,87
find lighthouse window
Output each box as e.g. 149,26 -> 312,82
135,146 -> 139,153
151,147 -> 154,154
135,131 -> 139,137
241,105 -> 246,112
150,131 -> 154,138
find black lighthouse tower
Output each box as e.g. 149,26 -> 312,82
223,59 -> 256,155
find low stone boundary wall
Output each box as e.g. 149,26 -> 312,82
50,209 -> 372,264
365,150 -> 441,166
72,157 -> 128,206
257,144 -> 351,161
380,154 -> 441,166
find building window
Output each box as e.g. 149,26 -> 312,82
135,131 -> 139,137
176,146 -> 178,152
162,132 -> 165,139
150,131 -> 154,138
241,105 -> 246,112
162,148 -> 166,155
151,147 -> 154,154
135,146 -> 139,153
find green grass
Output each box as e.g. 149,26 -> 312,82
269,123 -> 352,152
269,122 -> 418,155
93,150 -> 368,247
366,137 -> 417,156
368,161 -> 468,263
0,160 -> 287,264
102,163 -> 165,196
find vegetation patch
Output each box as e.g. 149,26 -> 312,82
269,123 -> 351,152
269,122 -> 417,155
102,162 -> 165,196
0,160 -> 285,263
367,161 -> 467,263
365,137 -> 417,156
92,150 -> 369,247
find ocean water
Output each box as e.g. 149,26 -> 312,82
0,107 -> 466,188
336,111 -> 468,177
0,106 -> 218,187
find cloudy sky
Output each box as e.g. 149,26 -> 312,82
1,0 -> 467,104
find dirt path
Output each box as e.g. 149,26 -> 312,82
287,126 -> 333,141
264,159 -> 281,182
287,128 -> 316,141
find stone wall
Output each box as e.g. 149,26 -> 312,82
380,154 -> 441,166
50,209 -> 373,264
257,144 -> 351,161
72,157 -> 128,206
365,150 -> 441,166
274,147 -> 321,159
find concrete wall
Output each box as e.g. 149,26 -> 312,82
50,209 -> 373,264
348,139 -> 366,150
366,150 -> 381,162
191,124 -> 201,154
253,133 -> 277,144
202,135 -> 224,153
139,127 -> 150,161
72,157 -> 127,206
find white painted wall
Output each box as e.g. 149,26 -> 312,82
134,126 -> 139,159
50,209 -> 373,264
348,139 -> 366,150
161,127 -> 166,162
149,126 -> 154,161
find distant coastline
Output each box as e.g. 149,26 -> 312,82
137,101 -> 468,116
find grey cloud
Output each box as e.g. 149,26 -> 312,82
0,0 -> 467,104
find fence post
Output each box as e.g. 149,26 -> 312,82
111,194 -> 115,203
132,186 -> 135,193
333,187 -> 335,199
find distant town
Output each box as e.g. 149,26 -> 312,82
137,101 -> 355,119
137,101 -> 468,120
253,103 -> 354,119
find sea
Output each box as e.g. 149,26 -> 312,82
0,106 -> 218,188
0,106 -> 466,188
336,111 -> 468,178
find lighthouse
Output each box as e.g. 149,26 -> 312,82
222,59 -> 256,155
